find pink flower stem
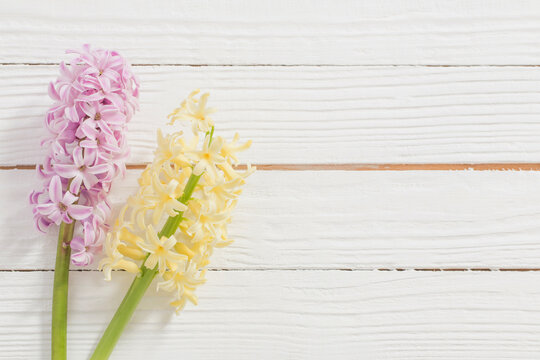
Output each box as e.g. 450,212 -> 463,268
52,220 -> 75,360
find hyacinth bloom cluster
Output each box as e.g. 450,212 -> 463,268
29,45 -> 139,266
99,90 -> 254,312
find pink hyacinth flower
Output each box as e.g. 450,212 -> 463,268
34,176 -> 93,225
54,147 -> 110,193
70,222 -> 99,266
30,44 -> 139,265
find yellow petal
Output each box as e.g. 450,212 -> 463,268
175,242 -> 195,258
118,244 -> 146,260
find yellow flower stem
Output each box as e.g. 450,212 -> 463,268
158,173 -> 202,238
90,172 -> 202,360
52,220 -> 75,360
207,126 -> 215,146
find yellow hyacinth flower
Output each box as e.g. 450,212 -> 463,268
148,174 -> 186,225
187,135 -> 226,180
98,90 -> 254,314
99,231 -> 140,281
139,225 -> 187,275
168,89 -> 215,134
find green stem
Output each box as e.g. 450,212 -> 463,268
52,221 -> 75,360
90,172 -> 201,360
207,126 -> 215,146
89,266 -> 157,360
159,173 -> 201,238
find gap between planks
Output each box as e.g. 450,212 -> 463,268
2,163 -> 540,171
6,63 -> 540,67
3,268 -> 540,272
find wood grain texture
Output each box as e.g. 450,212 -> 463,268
4,1 -> 540,358
3,270 -> 540,359
4,65 -> 540,165
6,169 -> 540,270
4,0 -> 540,65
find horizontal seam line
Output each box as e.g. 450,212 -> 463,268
3,163 -> 540,171
2,268 -> 540,272
4,63 -> 540,68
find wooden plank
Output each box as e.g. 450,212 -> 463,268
3,270 -> 540,359
6,169 -> 540,270
4,65 -> 540,165
3,0 -> 540,65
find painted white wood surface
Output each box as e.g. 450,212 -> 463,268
4,65 -> 540,165
4,0 -> 540,65
5,169 -> 540,270
3,271 -> 540,360
2,0 -> 540,359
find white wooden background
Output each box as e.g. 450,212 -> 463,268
3,0 -> 540,359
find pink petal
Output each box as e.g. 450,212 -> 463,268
64,106 -> 80,123
104,93 -> 124,109
67,205 -> 93,220
35,215 -> 52,232
84,148 -> 97,165
96,120 -> 113,135
61,213 -> 73,224
80,91 -> 104,102
53,164 -> 78,179
51,142 -> 67,158
79,139 -> 98,149
48,82 -> 60,101
69,176 -> 83,194
83,221 -> 96,242
72,147 -> 84,167
71,250 -> 93,266
80,102 -> 96,118
35,203 -> 56,216
76,120 -> 99,140
70,236 -> 86,252
82,173 -> 98,189
88,163 -> 110,175
62,191 -> 78,206
98,76 -> 111,92
102,68 -> 120,82
102,112 -> 125,126
48,176 -> 63,203
50,210 -> 64,225
29,190 -> 41,204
